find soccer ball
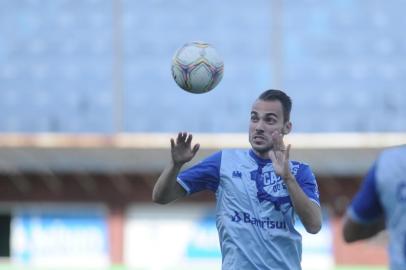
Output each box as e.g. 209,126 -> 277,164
171,41 -> 224,94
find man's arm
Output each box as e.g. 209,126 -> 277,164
284,174 -> 322,234
152,161 -> 187,204
269,131 -> 322,234
342,215 -> 385,243
152,132 -> 200,204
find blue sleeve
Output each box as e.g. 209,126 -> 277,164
348,164 -> 384,224
296,164 -> 320,206
177,151 -> 222,195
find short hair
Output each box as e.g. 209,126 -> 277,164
258,89 -> 292,122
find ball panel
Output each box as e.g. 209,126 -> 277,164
189,63 -> 214,93
171,63 -> 189,90
202,47 -> 223,67
207,69 -> 224,91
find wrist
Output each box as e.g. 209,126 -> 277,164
171,160 -> 185,169
283,173 -> 296,183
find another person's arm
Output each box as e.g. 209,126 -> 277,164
152,132 -> 200,204
343,216 -> 385,242
342,164 -> 385,242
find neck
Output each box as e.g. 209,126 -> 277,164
253,149 -> 269,159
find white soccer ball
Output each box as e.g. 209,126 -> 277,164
171,41 -> 224,94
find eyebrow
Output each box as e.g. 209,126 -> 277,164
265,113 -> 278,118
251,111 -> 278,118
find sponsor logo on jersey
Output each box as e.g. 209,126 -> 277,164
231,211 -> 286,230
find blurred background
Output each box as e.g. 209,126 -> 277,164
0,0 -> 405,269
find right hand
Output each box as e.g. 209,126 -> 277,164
170,132 -> 200,166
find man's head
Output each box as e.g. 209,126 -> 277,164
249,89 -> 292,158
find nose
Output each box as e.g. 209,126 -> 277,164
255,120 -> 265,132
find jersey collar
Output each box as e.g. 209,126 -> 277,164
249,149 -> 272,166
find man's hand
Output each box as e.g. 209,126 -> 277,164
152,132 -> 199,204
269,130 -> 292,180
269,130 -> 321,233
171,132 -> 200,166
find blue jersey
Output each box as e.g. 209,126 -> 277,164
177,149 -> 320,270
348,146 -> 406,270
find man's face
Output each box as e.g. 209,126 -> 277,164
249,99 -> 291,156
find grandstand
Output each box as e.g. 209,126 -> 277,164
0,0 -> 405,269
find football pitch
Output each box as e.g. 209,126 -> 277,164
116,265 -> 387,270
335,267 -> 387,270
0,265 -> 388,270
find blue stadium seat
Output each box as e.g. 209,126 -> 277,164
0,0 -> 405,132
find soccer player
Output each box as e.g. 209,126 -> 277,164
343,145 -> 406,270
152,89 -> 322,269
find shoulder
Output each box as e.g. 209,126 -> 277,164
291,160 -> 314,173
375,145 -> 406,186
291,160 -> 311,167
378,145 -> 406,164
198,150 -> 223,166
290,160 -> 316,183
220,149 -> 250,159
216,149 -> 253,169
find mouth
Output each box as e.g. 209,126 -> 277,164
252,135 -> 266,143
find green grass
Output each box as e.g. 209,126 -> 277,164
0,264 -> 389,270
335,266 -> 387,270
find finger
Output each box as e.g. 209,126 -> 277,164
286,144 -> 291,160
170,138 -> 175,149
179,132 -> 185,144
272,130 -> 280,142
181,132 -> 188,143
192,143 -> 200,155
176,132 -> 182,144
275,130 -> 286,151
278,132 -> 286,150
185,133 -> 193,146
268,150 -> 276,163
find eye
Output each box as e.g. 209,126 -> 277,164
265,117 -> 277,124
250,115 -> 258,122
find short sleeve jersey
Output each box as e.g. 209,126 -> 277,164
348,146 -> 406,270
177,149 -> 320,270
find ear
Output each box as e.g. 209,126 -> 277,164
282,121 -> 292,135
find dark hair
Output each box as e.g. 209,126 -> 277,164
258,89 -> 292,122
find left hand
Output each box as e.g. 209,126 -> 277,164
268,130 -> 292,180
